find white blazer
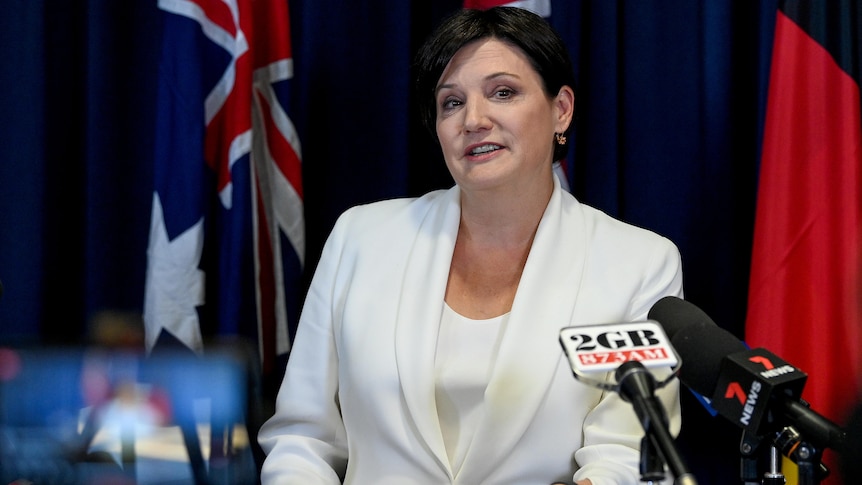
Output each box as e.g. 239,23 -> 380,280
259,177 -> 684,485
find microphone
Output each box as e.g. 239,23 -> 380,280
647,296 -> 846,453
560,321 -> 698,484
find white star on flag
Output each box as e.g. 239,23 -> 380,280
143,192 -> 206,353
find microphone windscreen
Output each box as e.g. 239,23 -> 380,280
648,296 -> 717,339
671,323 -> 747,397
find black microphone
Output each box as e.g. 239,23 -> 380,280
559,321 -> 698,484
615,360 -> 699,485
648,296 -> 846,453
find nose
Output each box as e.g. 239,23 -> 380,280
462,97 -> 492,133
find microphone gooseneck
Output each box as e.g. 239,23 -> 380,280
615,361 -> 698,485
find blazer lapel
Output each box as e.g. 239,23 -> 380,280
458,178 -> 588,482
394,187 -> 462,476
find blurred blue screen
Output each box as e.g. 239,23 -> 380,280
0,346 -> 257,484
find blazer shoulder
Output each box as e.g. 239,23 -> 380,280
578,202 -> 677,252
330,188 -> 453,241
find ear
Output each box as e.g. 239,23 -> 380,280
553,85 -> 575,133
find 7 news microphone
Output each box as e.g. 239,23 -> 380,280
647,296 -> 846,460
560,321 -> 698,485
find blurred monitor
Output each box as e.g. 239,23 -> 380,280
0,345 -> 259,484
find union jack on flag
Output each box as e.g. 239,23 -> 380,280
144,0 -> 303,377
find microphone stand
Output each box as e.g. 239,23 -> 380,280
774,425 -> 829,485
740,431 -> 785,485
615,361 -> 698,485
739,425 -> 831,485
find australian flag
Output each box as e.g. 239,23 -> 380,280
463,0 -> 550,16
144,0 -> 303,383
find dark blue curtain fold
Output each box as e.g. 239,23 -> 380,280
0,2 -> 782,483
1,1 -> 48,343
0,1 -> 160,344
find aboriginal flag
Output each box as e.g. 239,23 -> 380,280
746,1 -> 861,483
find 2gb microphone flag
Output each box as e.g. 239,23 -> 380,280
144,0 -> 304,382
746,0 -> 861,436
559,321 -> 679,391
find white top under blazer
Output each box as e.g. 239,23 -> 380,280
435,303 -> 507,477
258,175 -> 685,485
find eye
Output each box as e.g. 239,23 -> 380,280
440,96 -> 463,111
493,87 -> 515,99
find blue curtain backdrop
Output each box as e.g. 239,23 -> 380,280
0,1 -> 780,483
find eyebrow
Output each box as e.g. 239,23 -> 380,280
436,71 -> 522,94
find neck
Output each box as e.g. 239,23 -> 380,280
458,175 -> 554,248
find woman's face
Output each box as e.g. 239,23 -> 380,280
434,38 -> 573,195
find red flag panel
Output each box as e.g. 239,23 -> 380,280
747,3 -> 862,450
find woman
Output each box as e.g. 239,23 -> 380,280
258,7 -> 683,485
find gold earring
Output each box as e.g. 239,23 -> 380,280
555,133 -> 567,145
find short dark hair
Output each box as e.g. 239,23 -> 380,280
414,7 -> 577,161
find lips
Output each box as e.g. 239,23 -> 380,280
466,143 -> 503,156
